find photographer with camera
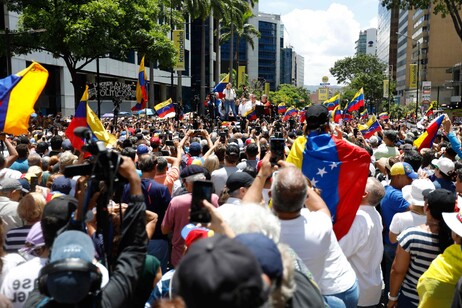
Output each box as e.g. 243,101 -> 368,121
25,155 -> 148,307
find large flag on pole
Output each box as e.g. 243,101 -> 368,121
212,74 -> 230,99
131,56 -> 148,111
66,86 -> 117,150
413,114 -> 445,151
346,88 -> 364,112
155,98 -> 176,118
0,62 -> 48,135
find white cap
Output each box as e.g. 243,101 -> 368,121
402,179 -> 435,206
431,157 -> 455,176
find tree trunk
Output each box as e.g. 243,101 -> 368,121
229,27 -> 234,84
235,36 -> 240,87
200,19 -> 206,116
446,2 -> 462,42
215,23 -> 220,84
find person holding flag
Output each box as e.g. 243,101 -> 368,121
131,56 -> 148,112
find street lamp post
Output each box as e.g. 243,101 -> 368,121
396,32 -> 421,118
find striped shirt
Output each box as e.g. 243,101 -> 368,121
4,225 -> 31,253
398,226 -> 440,307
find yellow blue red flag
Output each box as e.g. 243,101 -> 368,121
132,56 -> 148,111
323,94 -> 340,111
346,88 -> 364,112
155,98 -> 175,118
0,62 -> 48,135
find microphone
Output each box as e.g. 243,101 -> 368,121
73,127 -> 92,140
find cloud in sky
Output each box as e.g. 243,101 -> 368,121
281,3 -> 361,85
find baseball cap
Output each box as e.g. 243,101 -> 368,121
61,139 -> 73,151
390,162 -> 418,179
226,172 -> 254,193
51,176 -> 72,195
0,178 -> 28,193
46,230 -> 97,304
234,233 -> 283,285
305,104 -> 329,130
42,195 -> 78,226
226,143 -> 240,157
137,144 -> 150,155
150,137 -> 161,147
402,179 -> 435,206
180,165 -> 206,179
189,142 -> 202,156
431,157 -> 455,176
19,222 -> 44,256
172,235 -> 266,308
423,188 -> 456,212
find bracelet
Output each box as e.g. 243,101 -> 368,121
388,292 -> 399,301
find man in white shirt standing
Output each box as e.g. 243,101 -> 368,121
339,177 -> 385,308
222,83 -> 237,120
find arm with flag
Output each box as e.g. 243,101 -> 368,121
346,88 -> 364,112
0,62 -> 48,135
155,98 -> 176,118
413,114 -> 445,151
66,86 -> 117,151
131,56 -> 148,112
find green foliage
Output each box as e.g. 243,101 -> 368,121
2,0 -> 176,102
330,54 -> 387,103
380,0 -> 462,41
269,84 -> 311,109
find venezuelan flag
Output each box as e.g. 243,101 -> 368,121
323,94 -> 340,111
65,86 -> 117,151
0,62 -> 48,135
379,112 -> 389,121
244,107 -> 257,121
346,88 -> 364,112
286,126 -> 370,240
332,105 -> 342,123
155,98 -> 175,118
278,103 -> 287,114
131,56 -> 148,111
343,113 -> 353,122
414,114 -> 444,151
358,115 -> 382,139
283,107 -> 297,121
299,110 -> 306,123
360,109 -> 368,120
425,101 -> 434,117
212,74 -> 230,99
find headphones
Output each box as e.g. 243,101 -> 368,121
38,258 -> 102,300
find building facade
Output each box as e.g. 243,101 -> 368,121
377,4 -> 399,81
355,28 -> 377,56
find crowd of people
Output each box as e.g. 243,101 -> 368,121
0,92 -> 460,308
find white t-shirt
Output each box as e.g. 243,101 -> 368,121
374,144 -> 399,160
338,205 -> 384,306
211,166 -> 238,197
1,257 -> 47,308
279,209 -> 356,295
0,253 -> 26,288
389,211 -> 426,236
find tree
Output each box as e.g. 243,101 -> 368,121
381,0 -> 462,41
269,84 -> 311,108
330,54 -> 387,106
2,0 -> 177,105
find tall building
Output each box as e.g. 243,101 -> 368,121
377,4 -> 399,81
1,7 -> 194,115
395,9 -> 413,101
280,47 -> 293,85
294,53 -> 305,87
355,28 -> 377,55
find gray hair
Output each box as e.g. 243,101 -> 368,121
366,177 -> 385,206
271,244 -> 296,308
225,203 -> 281,243
271,167 -> 308,213
28,153 -> 42,167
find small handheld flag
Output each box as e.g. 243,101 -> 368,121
212,74 -> 230,99
278,103 -> 287,114
244,107 -> 257,121
323,94 -> 340,111
379,112 -> 389,121
346,88 -> 364,112
155,98 -> 176,118
283,107 -> 297,121
332,105 -> 342,123
413,114 -> 445,151
358,115 -> 382,139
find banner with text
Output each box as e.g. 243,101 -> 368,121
409,64 -> 417,89
173,30 -> 185,71
238,66 -> 246,88
318,88 -> 328,101
383,79 -> 389,98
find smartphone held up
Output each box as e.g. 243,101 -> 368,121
190,180 -> 213,224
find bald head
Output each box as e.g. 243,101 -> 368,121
272,167 -> 308,213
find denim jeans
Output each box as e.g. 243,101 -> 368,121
323,279 -> 359,308
224,99 -> 237,119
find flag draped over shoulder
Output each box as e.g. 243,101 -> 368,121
413,114 -> 445,151
287,132 -> 370,240
346,88 -> 364,112
131,56 -> 148,111
358,115 -> 382,139
323,94 -> 340,111
278,103 -> 287,114
332,105 -> 342,123
0,62 -> 48,135
283,107 -> 297,121
155,98 -> 175,118
66,86 -> 117,151
212,74 -> 230,99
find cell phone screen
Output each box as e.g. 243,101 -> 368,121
270,138 -> 285,165
190,180 -> 213,223
30,176 -> 38,192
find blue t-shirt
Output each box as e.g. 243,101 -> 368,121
10,159 -> 29,173
433,178 -> 456,193
380,185 -> 410,245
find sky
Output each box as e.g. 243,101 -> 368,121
258,0 -> 379,86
